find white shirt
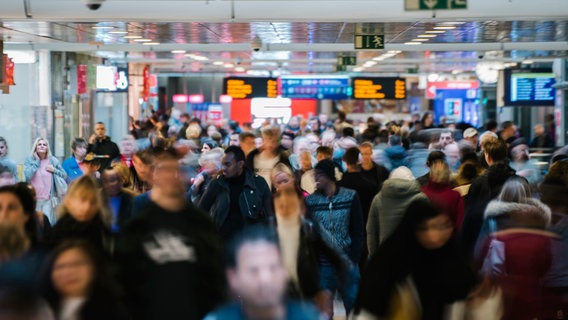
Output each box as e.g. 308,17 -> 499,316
277,215 -> 301,295
59,297 -> 86,320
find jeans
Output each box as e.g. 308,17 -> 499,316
36,199 -> 55,225
319,263 -> 360,315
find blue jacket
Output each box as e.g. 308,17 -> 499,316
204,301 -> 323,320
62,156 -> 83,182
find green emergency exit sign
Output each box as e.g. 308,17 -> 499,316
354,35 -> 384,50
405,0 -> 467,10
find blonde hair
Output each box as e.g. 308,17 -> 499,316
429,160 -> 451,184
271,163 -> 294,180
30,137 -> 52,157
58,175 -> 111,225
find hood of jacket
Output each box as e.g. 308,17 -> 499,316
484,198 -> 551,227
380,178 -> 422,199
384,145 -> 406,159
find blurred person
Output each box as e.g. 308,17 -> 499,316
199,146 -> 274,242
304,159 -> 363,315
62,138 -> 88,183
201,138 -> 219,154
485,119 -> 498,133
176,113 -> 191,140
246,126 -> 291,189
416,150 -> 446,187
100,166 -> 135,234
24,137 -> 67,225
0,137 -> 18,181
443,142 -> 460,172
452,152 -> 480,197
461,137 -> 516,259
0,287 -> 55,320
280,132 -> 295,151
88,122 -> 120,171
421,160 -> 464,232
305,132 -> 320,152
499,121 -> 517,144
296,151 -> 317,195
438,130 -> 454,149
0,185 -> 45,290
334,110 -> 352,134
78,153 -> 101,180
367,166 -> 427,257
477,177 -> 557,320
463,127 -> 479,150
354,199 -> 477,320
339,147 -> 379,271
189,147 -> 223,203
228,132 -> 240,147
116,148 -> 225,320
285,116 -> 302,135
320,129 -> 336,148
477,130 -> 499,169
508,138 -> 543,187
0,164 -> 16,187
271,163 -> 308,198
288,136 -> 312,171
359,142 -> 389,191
254,136 -> 264,150
384,135 -> 406,171
109,161 -> 132,189
42,240 -> 126,320
421,111 -> 435,130
119,135 -> 136,168
530,123 -> 554,149
239,131 -> 257,157
204,225 -> 322,320
206,124 -> 219,139
131,148 -> 154,194
48,176 -> 111,252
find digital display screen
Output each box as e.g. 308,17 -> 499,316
504,69 -> 556,106
222,77 -> 278,99
280,76 -> 351,100
352,77 -> 406,99
96,66 -> 128,92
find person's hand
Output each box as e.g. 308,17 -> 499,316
46,165 -> 55,173
89,134 -> 97,144
193,174 -> 205,187
313,290 -> 334,317
33,152 -> 40,160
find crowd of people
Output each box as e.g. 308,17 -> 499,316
0,110 -> 567,320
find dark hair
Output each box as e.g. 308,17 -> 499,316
224,146 -> 245,163
316,146 -> 333,157
482,137 -> 507,162
42,239 -> 120,316
226,225 -> 279,269
134,148 -> 155,165
0,287 -> 52,319
95,121 -> 105,126
485,119 -> 498,132
71,137 -> 87,151
343,147 -> 360,166
421,112 -> 433,125
342,127 -> 355,138
460,152 -> 479,165
0,184 -> 39,247
239,131 -> 256,142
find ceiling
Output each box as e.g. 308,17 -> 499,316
1,0 -> 567,76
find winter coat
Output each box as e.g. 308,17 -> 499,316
88,136 -> 120,171
23,155 -> 67,193
421,181 -> 465,231
367,179 -> 427,257
384,145 -> 406,171
477,199 -> 558,320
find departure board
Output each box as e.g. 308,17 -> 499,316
280,76 -> 351,100
352,77 -> 406,100
505,69 -> 556,106
223,77 -> 278,99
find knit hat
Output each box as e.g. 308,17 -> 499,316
508,137 -> 528,152
389,166 -> 414,181
315,159 -> 336,182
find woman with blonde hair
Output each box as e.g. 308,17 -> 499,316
48,175 -> 111,253
271,162 -> 309,198
24,137 -> 67,225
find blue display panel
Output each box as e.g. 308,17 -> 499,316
280,76 -> 351,100
504,69 -> 556,106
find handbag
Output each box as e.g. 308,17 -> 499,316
480,219 -> 506,278
53,172 -> 68,198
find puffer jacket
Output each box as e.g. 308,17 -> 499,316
198,169 -> 274,230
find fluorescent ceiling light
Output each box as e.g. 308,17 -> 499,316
92,26 -> 114,30
224,63 -> 235,68
418,34 -> 437,38
434,26 -> 456,30
353,67 -> 363,72
405,42 -> 422,45
213,61 -> 224,65
234,67 -> 245,72
134,38 -> 153,42
439,21 -> 466,25
143,42 -> 160,45
522,60 -> 534,64
124,35 -> 142,39
193,56 -> 209,61
108,31 -> 128,34
425,30 -> 446,34
411,38 -> 430,42
171,50 -> 186,54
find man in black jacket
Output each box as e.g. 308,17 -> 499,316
88,122 -> 120,171
199,146 -> 274,242
116,148 -> 225,320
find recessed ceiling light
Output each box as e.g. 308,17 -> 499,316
439,21 -> 466,25
134,38 -> 152,42
193,56 -> 209,61
425,30 -> 446,34
224,63 -> 235,68
522,59 -> 534,64
143,42 -> 160,45
411,38 -> 430,42
234,67 -> 245,72
213,61 -> 224,65
171,50 -> 186,54
434,26 -> 456,30
108,31 -> 128,34
373,57 -> 385,61
353,67 -> 363,72
418,34 -> 437,38
123,35 -> 142,39
404,42 -> 422,45
92,26 -> 114,30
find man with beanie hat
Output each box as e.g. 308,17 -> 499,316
305,159 -> 364,316
509,137 -> 543,186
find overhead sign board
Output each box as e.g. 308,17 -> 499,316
281,76 -> 351,100
352,77 -> 406,100
338,56 -> 357,66
426,80 -> 479,99
354,35 -> 384,50
223,77 -> 278,99
405,0 -> 467,10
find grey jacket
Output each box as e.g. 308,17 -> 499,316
198,169 -> 274,230
366,178 -> 427,257
23,156 -> 67,197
